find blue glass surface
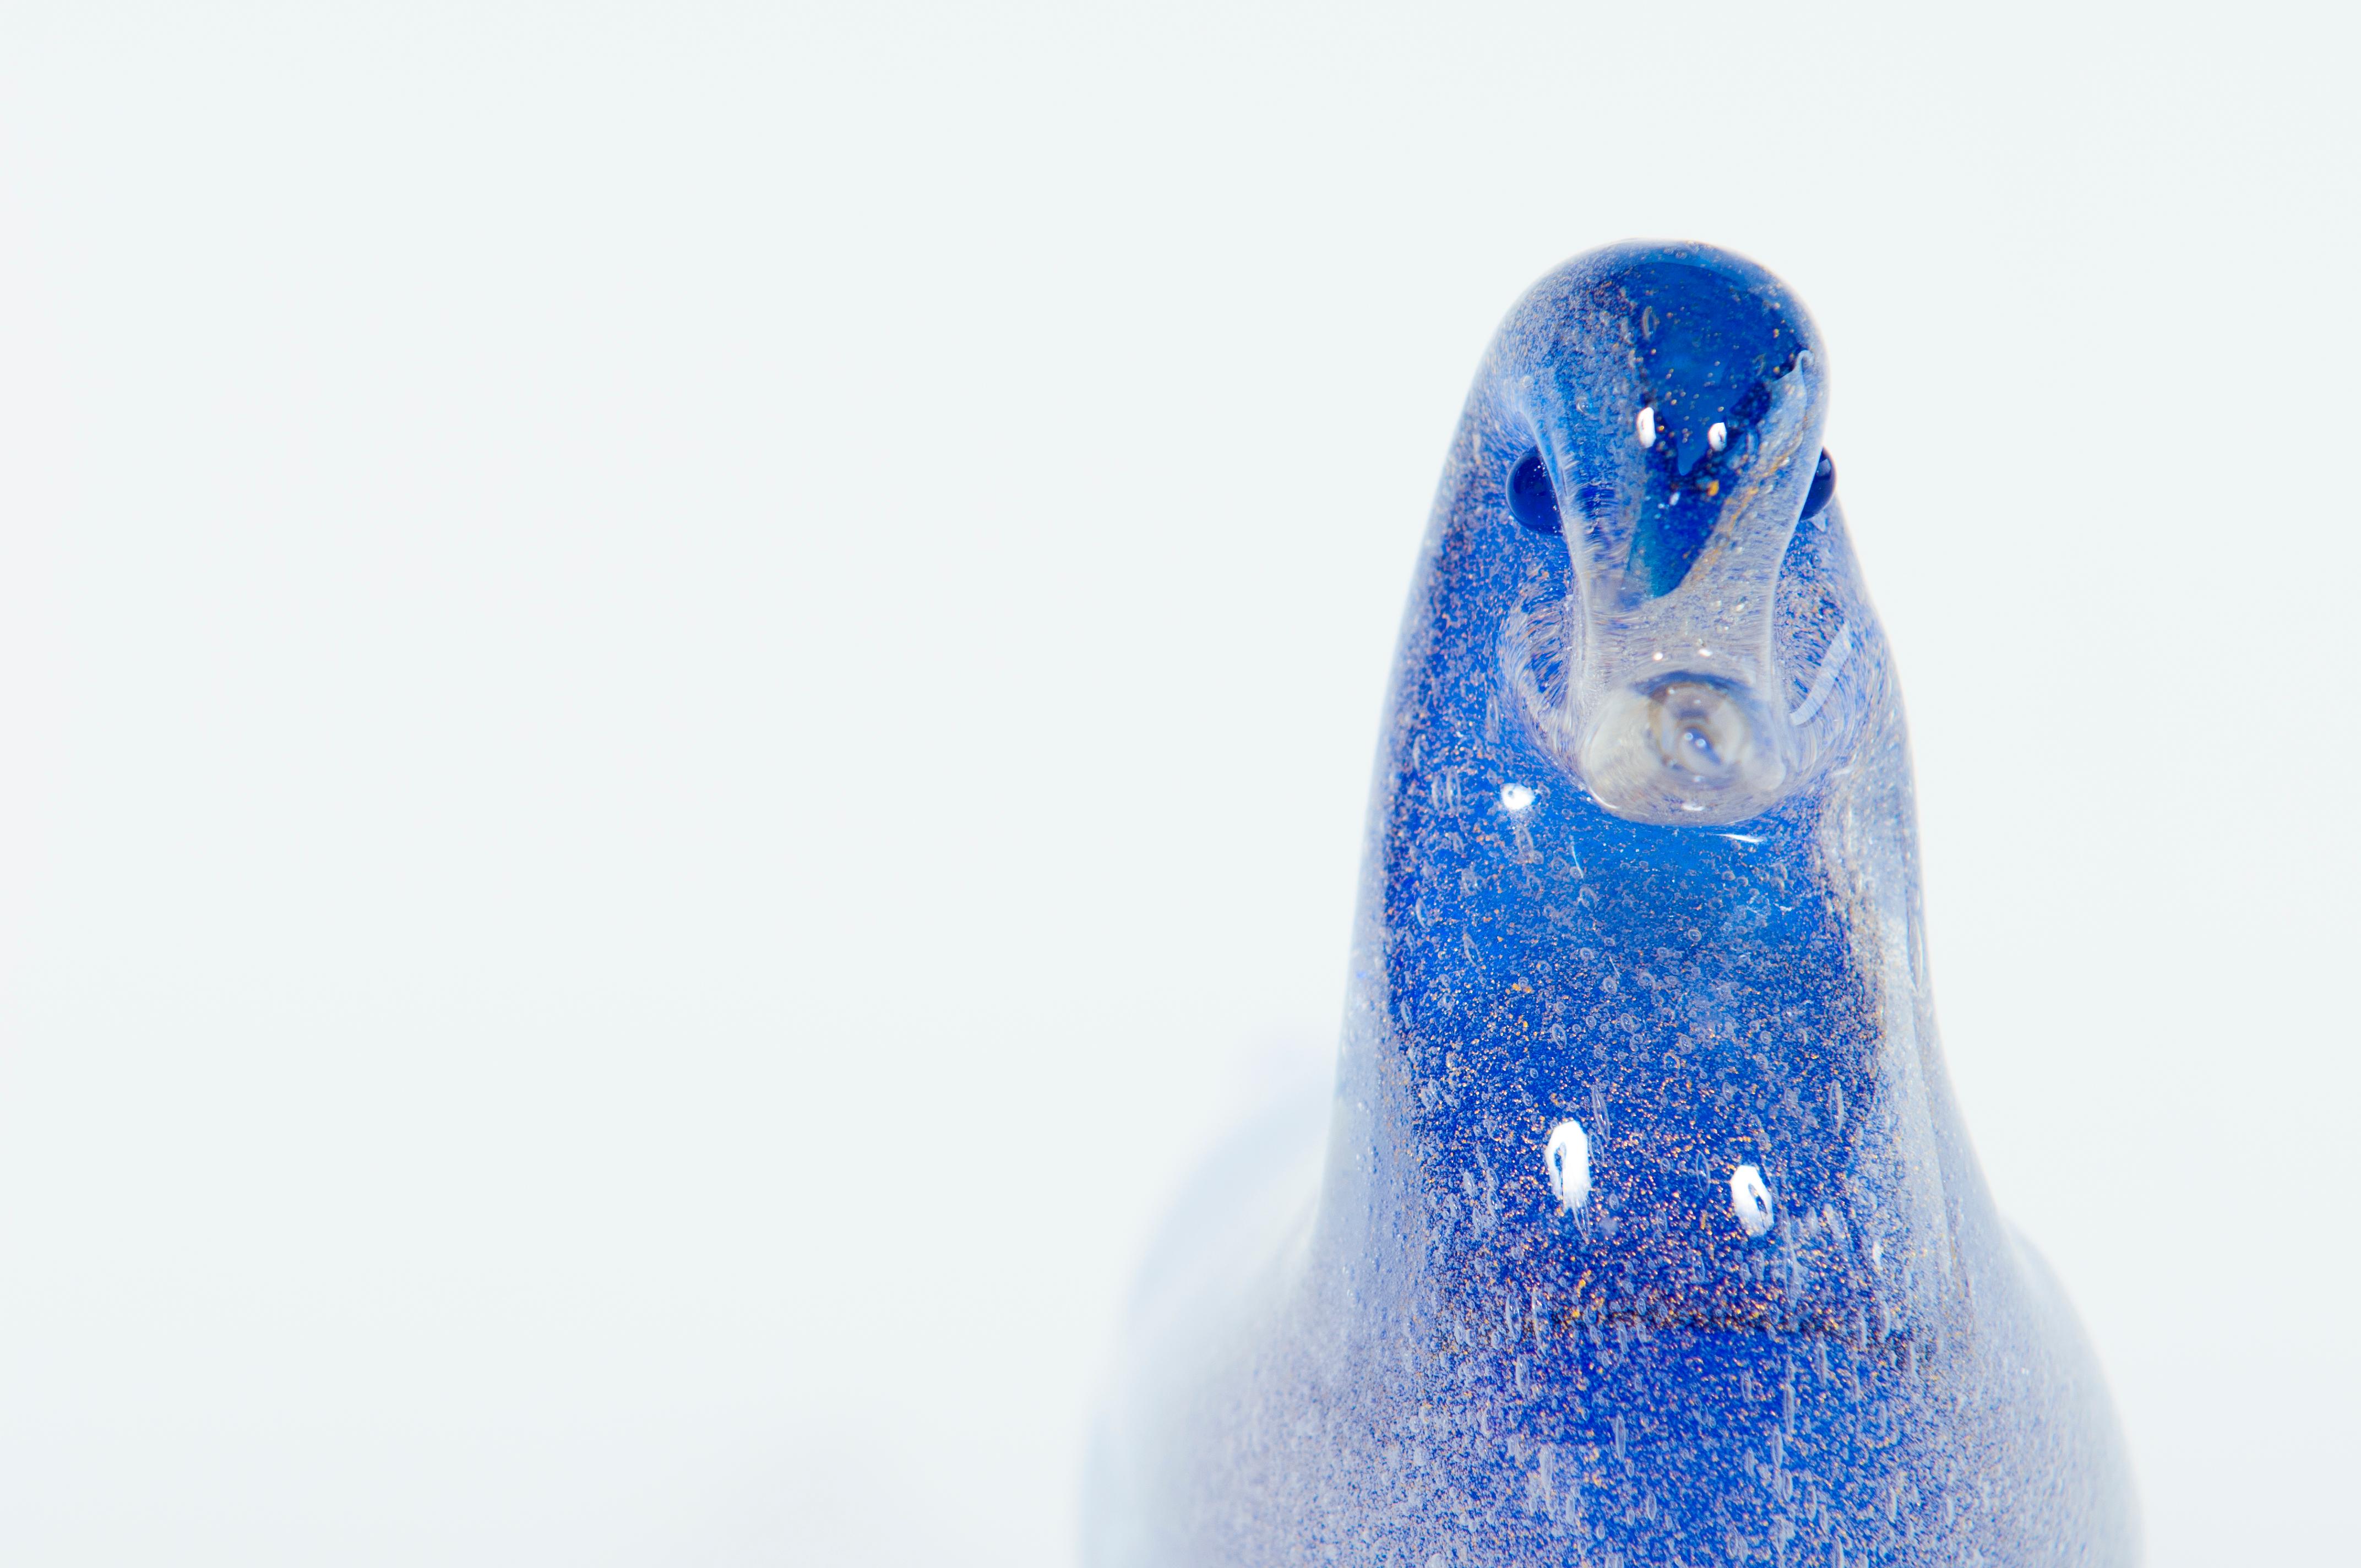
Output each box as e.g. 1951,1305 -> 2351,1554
1087,243 -> 2138,1566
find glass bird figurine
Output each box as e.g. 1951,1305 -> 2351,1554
1086,242 -> 2139,1566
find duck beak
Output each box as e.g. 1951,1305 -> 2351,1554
1524,354 -> 1826,825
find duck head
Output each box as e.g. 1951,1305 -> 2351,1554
1495,242 -> 1837,825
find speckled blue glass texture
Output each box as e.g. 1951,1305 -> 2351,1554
1086,243 -> 2137,1567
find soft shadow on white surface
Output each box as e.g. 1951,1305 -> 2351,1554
0,3 -> 2351,1562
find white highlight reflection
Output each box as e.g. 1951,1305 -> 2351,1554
1544,1119 -> 1591,1211
1730,1163 -> 1774,1238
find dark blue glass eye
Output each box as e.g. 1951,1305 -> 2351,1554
1801,449 -> 1836,520
1507,448 -> 1561,535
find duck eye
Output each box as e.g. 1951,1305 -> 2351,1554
1707,421 -> 1728,453
1635,406 -> 1657,449
1506,448 -> 1562,535
1801,449 -> 1837,520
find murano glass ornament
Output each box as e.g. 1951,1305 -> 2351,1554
1086,243 -> 2139,1565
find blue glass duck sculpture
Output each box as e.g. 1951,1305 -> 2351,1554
1086,242 -> 2139,1566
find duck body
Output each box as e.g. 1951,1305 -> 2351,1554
1087,243 -> 2138,1566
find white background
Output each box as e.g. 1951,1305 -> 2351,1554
0,4 -> 2352,1562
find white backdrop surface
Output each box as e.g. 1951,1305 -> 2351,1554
0,3 -> 2352,1562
